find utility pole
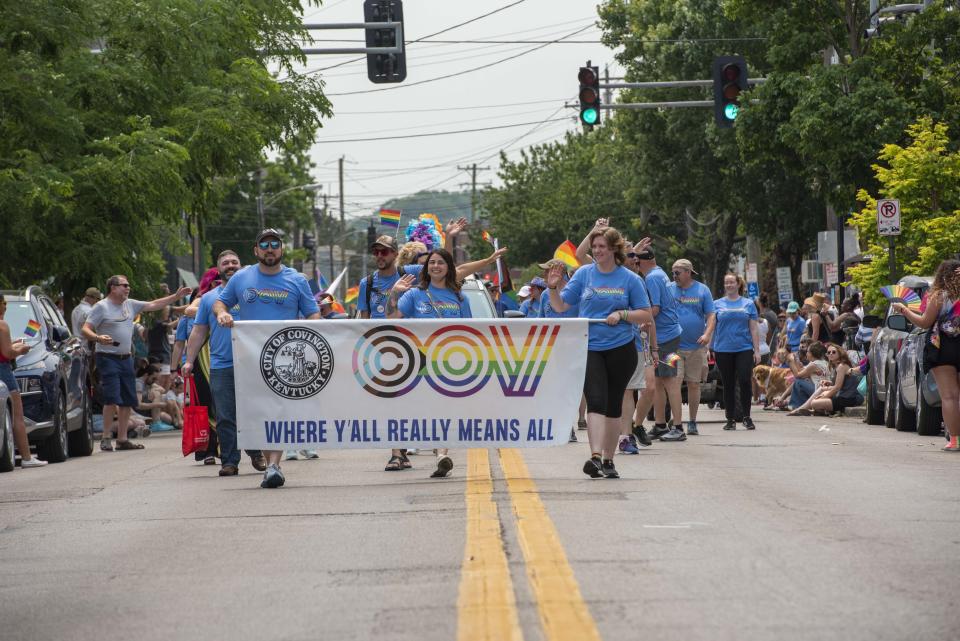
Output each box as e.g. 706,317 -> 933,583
324,193 -> 334,280
603,64 -> 613,105
338,156 -> 346,273
256,167 -> 266,230
457,163 -> 491,264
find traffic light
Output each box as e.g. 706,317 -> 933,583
578,65 -> 601,128
712,55 -> 748,128
365,0 -> 406,84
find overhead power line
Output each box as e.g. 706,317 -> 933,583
313,117 -> 569,144
331,97 -> 567,115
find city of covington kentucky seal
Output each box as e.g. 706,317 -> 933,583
260,327 -> 334,399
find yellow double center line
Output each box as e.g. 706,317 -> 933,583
457,449 -> 602,641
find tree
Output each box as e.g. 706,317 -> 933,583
848,117 -> 960,309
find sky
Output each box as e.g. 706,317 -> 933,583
287,0 -> 623,224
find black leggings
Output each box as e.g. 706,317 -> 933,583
583,342 -> 638,418
715,350 -> 754,421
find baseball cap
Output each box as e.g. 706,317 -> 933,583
370,235 -> 399,252
84,287 -> 103,299
256,228 -> 284,243
537,258 -> 571,273
528,277 -> 547,289
517,285 -> 532,298
786,301 -> 800,313
672,259 -> 697,274
635,249 -> 655,260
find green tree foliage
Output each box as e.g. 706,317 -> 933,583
0,0 -> 330,309
849,117 -> 960,309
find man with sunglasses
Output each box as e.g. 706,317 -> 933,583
213,229 -> 321,488
358,236 -> 423,320
83,275 -> 191,452
668,259 -> 715,436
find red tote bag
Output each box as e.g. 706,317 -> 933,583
181,375 -> 210,457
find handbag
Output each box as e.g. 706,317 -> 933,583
181,375 -> 210,457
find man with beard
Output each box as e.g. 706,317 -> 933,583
213,230 -> 321,489
182,250 -> 266,477
358,236 -> 423,320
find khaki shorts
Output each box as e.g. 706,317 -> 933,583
678,347 -> 708,383
626,350 -> 652,390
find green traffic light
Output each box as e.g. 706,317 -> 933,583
581,108 -> 598,125
724,103 -> 740,121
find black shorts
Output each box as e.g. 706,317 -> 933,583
924,333 -> 960,372
831,394 -> 864,412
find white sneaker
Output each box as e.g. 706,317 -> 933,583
406,448 -> 419,455
21,457 -> 48,468
299,449 -> 319,459
284,450 -> 299,461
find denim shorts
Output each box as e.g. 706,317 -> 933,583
0,362 -> 18,395
96,354 -> 138,407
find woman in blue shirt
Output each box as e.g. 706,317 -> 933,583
545,227 -> 653,480
388,249 -> 471,478
712,274 -> 761,431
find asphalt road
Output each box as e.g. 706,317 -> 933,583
1,408 -> 958,641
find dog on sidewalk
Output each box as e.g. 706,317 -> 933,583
753,365 -> 792,405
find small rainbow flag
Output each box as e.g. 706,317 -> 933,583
24,319 -> 41,337
553,240 -> 580,269
344,286 -> 359,305
663,352 -> 681,368
481,230 -> 494,245
380,209 -> 401,229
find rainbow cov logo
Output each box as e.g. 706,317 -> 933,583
352,324 -> 560,398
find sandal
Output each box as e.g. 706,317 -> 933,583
115,440 -> 145,450
399,450 -> 412,469
787,408 -> 812,417
384,455 -> 403,471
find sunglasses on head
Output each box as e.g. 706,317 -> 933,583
415,252 -> 430,261
258,240 -> 281,250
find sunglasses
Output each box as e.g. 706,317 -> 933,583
115,283 -> 130,288
372,248 -> 394,257
415,252 -> 430,261
258,240 -> 281,250
627,252 -> 638,259
827,350 -> 838,355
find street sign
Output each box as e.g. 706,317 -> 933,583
877,199 -> 901,236
747,282 -> 760,299
776,267 -> 792,302
746,263 -> 758,283
824,263 -> 838,287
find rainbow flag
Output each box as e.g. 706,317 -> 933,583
380,209 -> 401,229
344,286 -> 359,304
481,230 -> 495,245
663,353 -> 681,368
24,319 -> 41,337
553,240 -> 580,268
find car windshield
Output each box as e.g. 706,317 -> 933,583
4,301 -> 40,341
461,287 -> 496,318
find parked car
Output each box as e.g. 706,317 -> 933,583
0,381 -> 13,472
0,287 -> 95,462
460,277 -> 498,318
865,275 -> 932,426
889,317 -> 943,435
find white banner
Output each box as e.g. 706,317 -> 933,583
232,319 -> 589,449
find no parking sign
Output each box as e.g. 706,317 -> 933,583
877,199 -> 901,236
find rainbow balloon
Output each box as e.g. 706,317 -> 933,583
880,284 -> 922,310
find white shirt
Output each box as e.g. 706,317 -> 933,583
71,300 -> 92,336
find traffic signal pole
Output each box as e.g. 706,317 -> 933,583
568,78 -> 766,112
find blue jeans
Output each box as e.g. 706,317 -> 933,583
790,378 -> 815,408
209,367 -> 241,466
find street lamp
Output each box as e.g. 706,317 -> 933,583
257,182 -> 323,229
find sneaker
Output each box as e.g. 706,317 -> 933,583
568,429 -> 578,443
742,417 -> 756,430
203,456 -> 216,465
219,464 -> 238,476
284,450 -> 299,461
251,455 -> 267,472
100,439 -> 113,452
723,420 -> 736,430
431,455 -> 454,478
660,427 -> 687,442
648,423 -> 670,440
150,421 -> 175,432
601,459 -> 619,479
299,450 -> 320,459
943,436 -> 960,452
619,435 -> 640,455
632,425 -> 653,447
686,420 -> 699,436
20,457 -> 48,468
261,463 -> 285,488
582,456 -> 603,478
406,448 -> 419,455
577,419 -> 587,431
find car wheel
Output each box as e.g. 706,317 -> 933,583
38,393 -> 69,463
865,372 -> 884,425
884,367 -> 897,429
916,371 -> 943,437
894,377 -> 916,432
0,404 -> 14,473
68,385 -> 95,457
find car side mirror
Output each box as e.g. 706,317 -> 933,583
886,314 -> 909,332
503,310 -> 526,319
861,315 -> 882,329
51,325 -> 71,343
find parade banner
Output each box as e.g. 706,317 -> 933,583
232,319 -> 589,450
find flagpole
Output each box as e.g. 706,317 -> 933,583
393,209 -> 404,243
494,238 -> 503,293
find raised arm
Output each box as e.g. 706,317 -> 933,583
141,287 -> 192,313
575,218 -> 607,265
893,293 -> 941,329
455,247 -> 508,280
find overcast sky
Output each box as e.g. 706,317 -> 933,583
289,0 -> 623,223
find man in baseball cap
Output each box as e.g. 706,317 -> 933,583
369,235 -> 399,253
520,277 -> 547,317
72,287 -> 103,337
668,258 -> 715,436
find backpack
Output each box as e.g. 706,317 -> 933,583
365,265 -> 406,312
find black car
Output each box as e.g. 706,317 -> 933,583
1,287 -> 95,462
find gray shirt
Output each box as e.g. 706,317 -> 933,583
85,298 -> 147,355
70,301 -> 92,337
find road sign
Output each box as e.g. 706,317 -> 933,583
824,263 -> 838,287
746,263 -> 758,283
877,199 -> 901,236
776,267 -> 792,302
747,282 -> 760,299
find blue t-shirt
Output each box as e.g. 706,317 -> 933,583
195,286 -> 240,370
494,295 -> 519,317
671,281 -> 716,350
645,266 -> 682,343
397,285 -> 472,319
559,264 -> 650,351
519,297 -> 542,318
174,316 -> 194,365
539,289 -> 579,318
785,316 -> 806,351
712,296 -> 758,353
218,265 -> 319,321
357,265 -> 425,319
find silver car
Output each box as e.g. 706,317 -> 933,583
0,381 -> 14,472
891,320 -> 942,435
